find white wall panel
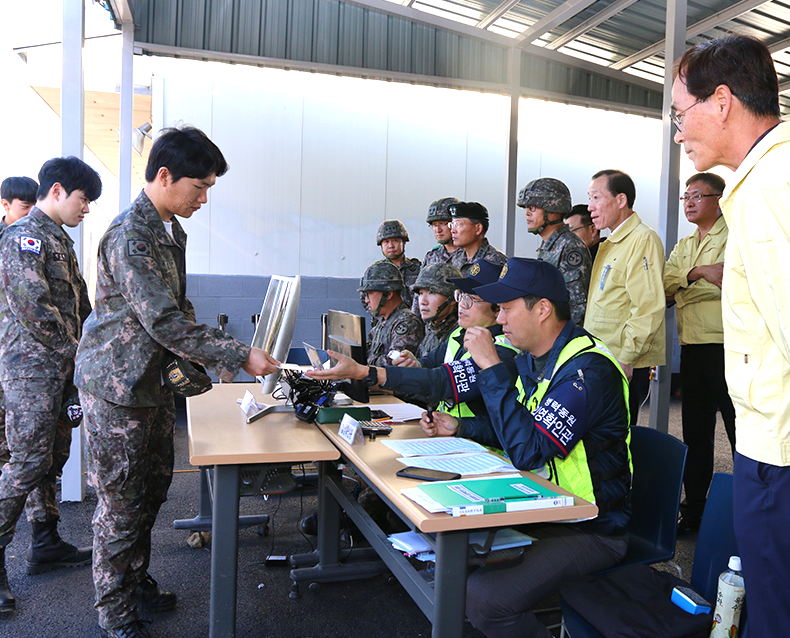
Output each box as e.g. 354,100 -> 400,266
208,65 -> 304,276
299,74 -> 389,278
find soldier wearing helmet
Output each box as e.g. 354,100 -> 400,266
411,263 -> 462,357
518,177 -> 591,325
376,220 -> 421,309
359,261 -> 424,367
423,197 -> 460,267
448,202 -> 507,276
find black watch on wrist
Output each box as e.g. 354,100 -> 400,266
364,366 -> 378,387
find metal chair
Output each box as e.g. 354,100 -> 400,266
560,472 -> 739,638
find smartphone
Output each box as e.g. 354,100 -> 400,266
396,467 -> 461,482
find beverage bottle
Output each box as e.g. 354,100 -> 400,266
710,556 -> 746,638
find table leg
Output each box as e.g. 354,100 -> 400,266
209,464 -> 240,638
432,530 -> 469,638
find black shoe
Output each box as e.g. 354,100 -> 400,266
26,521 -> 91,575
99,621 -> 151,638
677,514 -> 701,535
298,513 -> 318,537
136,573 -> 177,612
0,547 -> 15,613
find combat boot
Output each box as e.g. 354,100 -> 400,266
136,573 -> 177,612
25,520 -> 91,575
0,546 -> 15,612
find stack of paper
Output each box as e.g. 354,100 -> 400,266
382,438 -> 515,476
388,528 -> 535,561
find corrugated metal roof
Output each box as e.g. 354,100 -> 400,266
116,0 -> 790,117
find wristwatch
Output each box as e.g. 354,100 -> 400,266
364,366 -> 378,387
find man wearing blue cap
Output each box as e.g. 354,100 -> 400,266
422,257 -> 632,638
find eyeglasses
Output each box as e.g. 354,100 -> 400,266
454,290 -> 485,309
669,98 -> 704,132
680,193 -> 721,203
448,220 -> 474,230
568,223 -> 592,233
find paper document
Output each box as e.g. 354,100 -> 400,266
371,403 -> 426,422
395,452 -> 514,476
388,528 -> 534,561
382,437 -> 486,457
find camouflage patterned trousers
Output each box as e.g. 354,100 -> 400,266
0,377 -> 71,547
81,389 -> 175,631
0,386 -> 7,468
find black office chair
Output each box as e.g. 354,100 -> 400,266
559,472 -> 741,638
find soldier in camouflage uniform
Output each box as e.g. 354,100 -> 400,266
519,178 -> 591,325
449,202 -> 508,276
422,197 -> 460,267
411,263 -> 461,358
376,220 -> 421,309
359,261 -> 424,367
74,127 -> 279,638
0,159 -> 101,614
0,176 -> 38,475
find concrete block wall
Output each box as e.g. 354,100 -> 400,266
186,274 -> 367,382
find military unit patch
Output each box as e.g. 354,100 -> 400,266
19,236 -> 42,254
393,322 -> 409,336
127,240 -> 152,257
566,249 -> 584,267
52,253 -> 68,262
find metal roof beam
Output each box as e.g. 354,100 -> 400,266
478,0 -> 521,30
514,0 -> 599,48
103,0 -> 134,24
779,80 -> 790,93
547,0 -> 640,50
611,0 -> 770,70
769,35 -> 790,53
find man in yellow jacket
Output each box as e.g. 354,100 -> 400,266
664,172 -> 735,535
672,34 -> 787,638
584,169 -> 665,424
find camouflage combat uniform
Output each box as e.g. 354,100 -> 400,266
367,303 -> 424,367
537,224 -> 592,325
396,256 -> 421,309
74,190 -> 251,631
422,244 -> 457,266
0,208 -> 92,546
417,311 -> 458,358
451,239 -> 507,276
0,219 -> 8,470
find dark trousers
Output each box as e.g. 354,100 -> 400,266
734,452 -> 790,638
628,367 -> 651,426
680,343 -> 736,518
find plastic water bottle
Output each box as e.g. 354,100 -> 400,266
710,556 -> 746,638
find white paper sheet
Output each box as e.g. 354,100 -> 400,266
395,452 -> 515,476
381,437 -> 486,457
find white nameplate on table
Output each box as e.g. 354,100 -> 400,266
338,413 -> 366,446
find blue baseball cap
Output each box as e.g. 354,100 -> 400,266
446,259 -> 504,294
473,257 -> 569,304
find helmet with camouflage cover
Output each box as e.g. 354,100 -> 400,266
517,178 -> 572,235
426,197 -> 460,224
411,263 -> 462,298
376,219 -> 410,246
358,260 -> 405,293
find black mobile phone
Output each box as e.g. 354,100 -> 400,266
396,467 -> 461,482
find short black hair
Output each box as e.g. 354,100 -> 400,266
685,172 -> 726,194
675,35 -> 780,120
592,169 -> 636,209
37,157 -> 102,202
522,294 -> 571,322
1,176 -> 38,203
565,203 -> 592,225
145,126 -> 229,183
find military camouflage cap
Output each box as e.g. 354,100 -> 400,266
162,353 -> 213,397
426,197 -> 460,224
449,201 -> 489,222
376,219 -> 410,245
517,178 -> 572,215
358,260 -> 405,292
411,262 -> 462,297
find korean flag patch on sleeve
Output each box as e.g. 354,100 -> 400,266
532,377 -> 587,457
127,240 -> 152,257
19,236 -> 42,254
